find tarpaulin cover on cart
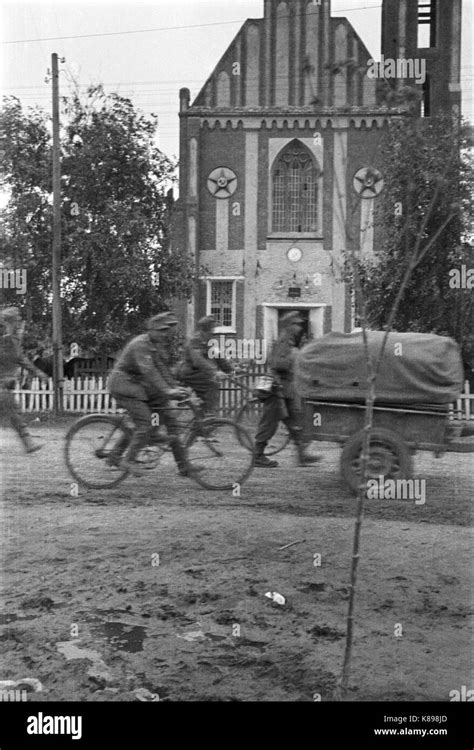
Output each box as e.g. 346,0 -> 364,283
294,331 -> 464,405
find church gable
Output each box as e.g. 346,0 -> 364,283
192,19 -> 263,109
191,1 -> 377,112
328,17 -> 376,109
176,0 -> 462,341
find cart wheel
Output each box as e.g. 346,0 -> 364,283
340,428 -> 413,496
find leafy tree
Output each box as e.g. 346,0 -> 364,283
0,88 -> 196,353
0,97 -> 53,348
304,59 -> 473,697
305,58 -> 472,351
355,115 -> 473,352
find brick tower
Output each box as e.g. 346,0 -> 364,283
381,0 -> 462,116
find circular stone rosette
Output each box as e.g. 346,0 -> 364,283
207,167 -> 238,199
352,167 -> 384,198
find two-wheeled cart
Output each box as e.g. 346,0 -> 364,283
302,398 -> 473,493
295,331 -> 474,494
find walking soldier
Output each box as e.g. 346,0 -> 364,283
254,311 -> 321,467
0,307 -> 48,453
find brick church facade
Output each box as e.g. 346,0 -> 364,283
173,0 -> 462,345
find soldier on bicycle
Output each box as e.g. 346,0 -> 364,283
179,315 -> 233,415
108,312 -> 191,476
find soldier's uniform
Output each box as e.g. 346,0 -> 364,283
254,312 -> 320,467
109,333 -> 178,406
179,316 -> 232,414
0,308 -> 46,453
108,315 -> 188,474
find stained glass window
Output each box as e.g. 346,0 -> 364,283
272,141 -> 320,233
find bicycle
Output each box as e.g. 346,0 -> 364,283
64,392 -> 255,491
227,372 -> 290,456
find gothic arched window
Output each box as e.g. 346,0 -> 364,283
272,141 -> 320,233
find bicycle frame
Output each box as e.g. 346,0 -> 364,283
223,373 -> 258,415
64,391 -> 255,491
116,392 -> 209,449
226,372 -> 292,456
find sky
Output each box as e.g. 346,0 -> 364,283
1,0 -> 473,160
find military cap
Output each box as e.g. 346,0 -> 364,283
280,311 -> 304,328
197,315 -> 217,331
147,312 -> 178,330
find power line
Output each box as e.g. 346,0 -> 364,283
0,79 -> 210,90
6,77 -> 474,93
1,5 -> 382,45
8,86 -> 474,106
7,72 -> 474,97
4,68 -> 474,91
2,19 -> 257,45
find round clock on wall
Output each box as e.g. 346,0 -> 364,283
287,246 -> 302,262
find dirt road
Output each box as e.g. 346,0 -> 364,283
1,420 -> 472,702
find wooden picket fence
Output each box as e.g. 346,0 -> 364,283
12,367 -> 266,416
450,382 -> 472,421
12,374 -> 474,421
14,377 -> 119,414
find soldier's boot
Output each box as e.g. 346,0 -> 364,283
120,431 -> 150,476
170,438 -> 200,477
169,437 -> 188,476
290,428 -> 322,467
295,441 -> 322,466
106,433 -> 130,466
19,427 -> 43,454
170,437 -> 205,477
149,426 -> 168,444
254,442 -> 278,468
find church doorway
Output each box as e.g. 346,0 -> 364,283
262,304 -> 326,346
277,308 -> 310,344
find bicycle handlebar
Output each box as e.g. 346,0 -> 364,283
225,373 -> 255,392
174,391 -> 203,408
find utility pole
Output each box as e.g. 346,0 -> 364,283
51,52 -> 64,414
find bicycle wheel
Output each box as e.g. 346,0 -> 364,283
185,418 -> 255,490
236,398 -> 290,455
64,414 -> 132,489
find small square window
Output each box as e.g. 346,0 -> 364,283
208,280 -> 235,330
